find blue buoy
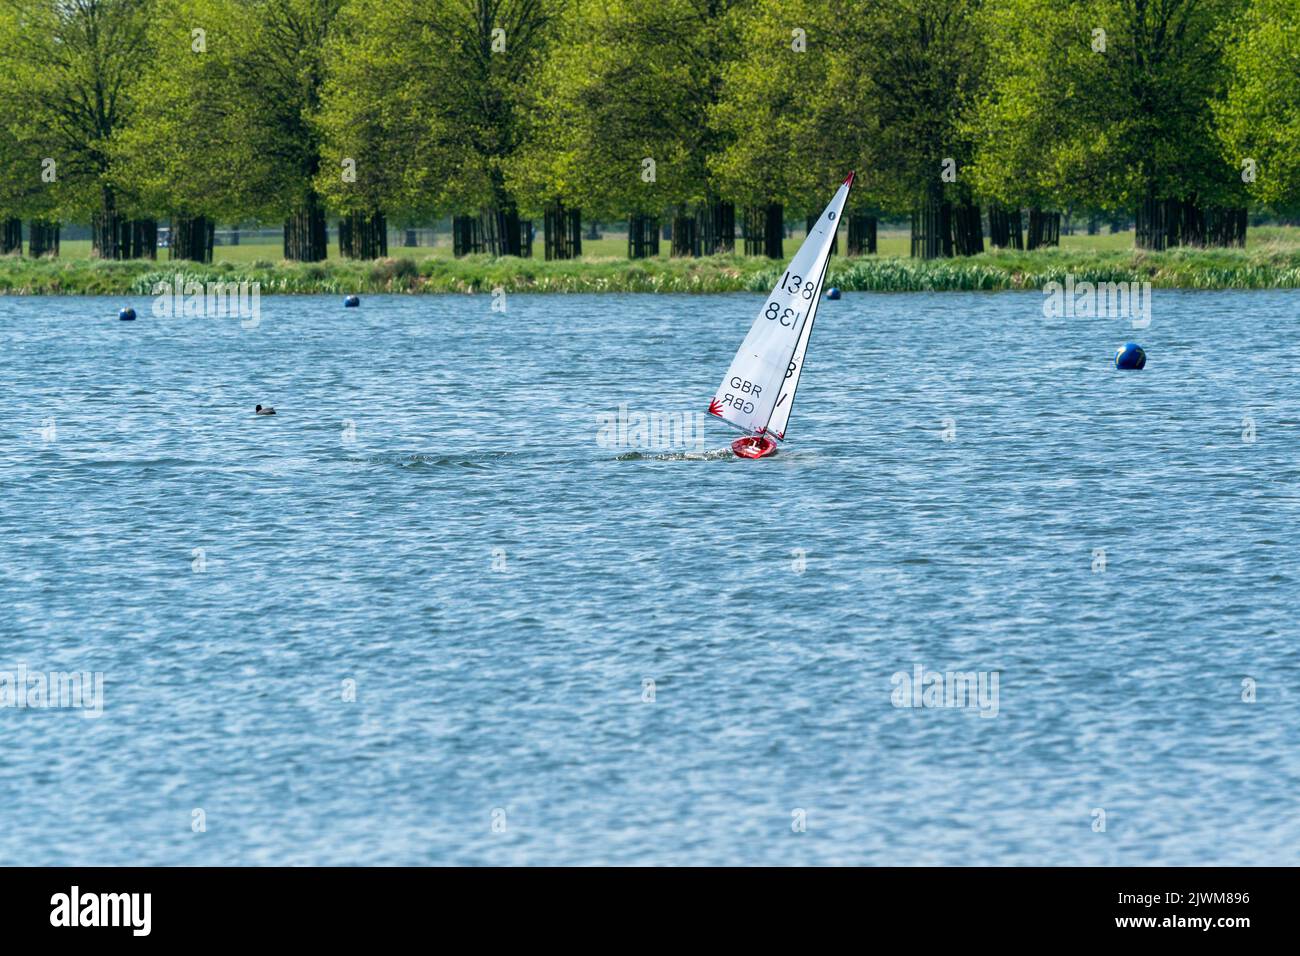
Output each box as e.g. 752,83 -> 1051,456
1114,342 -> 1147,370
826,288 -> 842,300
118,307 -> 136,321
343,294 -> 360,308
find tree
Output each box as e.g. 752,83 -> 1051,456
736,0 -> 990,259
711,0 -> 835,258
713,1 -> 906,258
243,0 -> 346,261
120,0 -> 350,261
142,0 -> 345,261
0,0 -> 156,258
319,0 -> 553,258
508,0 -> 591,258
846,0 -> 987,258
529,0 -> 743,257
1216,0 -> 1300,216
316,0 -> 461,259
0,107 -> 48,254
115,0 -> 249,261
511,0 -> 658,256
970,0 -> 1248,250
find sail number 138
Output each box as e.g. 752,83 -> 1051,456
763,272 -> 816,326
780,272 -> 817,300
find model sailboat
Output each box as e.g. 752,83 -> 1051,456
709,172 -> 854,458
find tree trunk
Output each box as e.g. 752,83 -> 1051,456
1134,192 -> 1170,250
670,207 -> 697,257
453,215 -> 482,256
481,205 -> 524,257
229,225 -> 239,246
846,214 -> 877,256
911,184 -> 951,259
989,205 -> 1025,249
988,206 -> 1007,247
284,192 -> 328,261
544,202 -> 582,260
743,204 -> 784,259
1154,201 -> 1249,248
91,206 -> 153,258
171,215 -> 215,262
743,204 -> 780,257
568,209 -> 583,258
91,186 -> 121,259
762,203 -> 784,258
338,211 -> 388,260
127,219 -> 158,260
696,200 -> 734,255
1204,207 -> 1247,247
742,207 -> 761,255
952,202 -> 984,256
1027,207 -> 1061,249
806,213 -> 839,256
1185,200 -> 1205,246
1136,197 -> 1166,249
1,217 -> 21,254
627,214 -> 660,259
28,220 -> 59,257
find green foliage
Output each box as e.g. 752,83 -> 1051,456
514,0 -> 743,219
0,0 -> 154,221
0,0 -> 1294,248
845,0 -> 987,212
319,0 -> 554,220
114,0 -> 243,219
1215,0 -> 1300,210
113,0 -> 346,224
710,0 -> 838,212
969,0 -> 1247,211
715,0 -> 987,216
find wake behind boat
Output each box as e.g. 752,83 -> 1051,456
708,173 -> 854,459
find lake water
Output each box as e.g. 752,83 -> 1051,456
1,289 -> 1298,866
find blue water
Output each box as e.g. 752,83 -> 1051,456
1,290 -> 1298,866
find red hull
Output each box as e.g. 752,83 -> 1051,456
731,435 -> 778,459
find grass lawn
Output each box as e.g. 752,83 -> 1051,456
46,226 -> 1299,265
5,226 -> 1297,294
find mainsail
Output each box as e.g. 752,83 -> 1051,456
765,235 -> 832,441
709,173 -> 853,439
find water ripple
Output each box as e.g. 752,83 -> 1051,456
1,291 -> 1298,865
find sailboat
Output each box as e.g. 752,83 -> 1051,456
708,172 -> 854,459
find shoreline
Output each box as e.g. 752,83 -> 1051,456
2,246 -> 1299,295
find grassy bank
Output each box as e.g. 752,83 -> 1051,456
3,242 -> 1300,295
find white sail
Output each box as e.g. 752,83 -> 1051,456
765,272 -> 822,440
767,203 -> 843,439
709,173 -> 852,437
